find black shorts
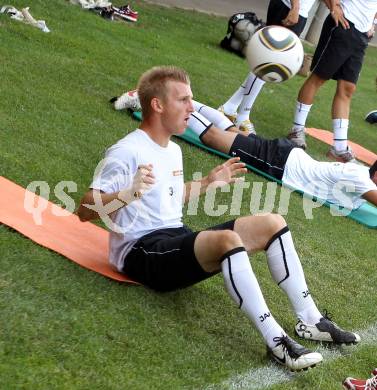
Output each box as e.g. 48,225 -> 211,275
311,15 -> 369,84
266,0 -> 307,36
122,220 -> 235,292
229,134 -> 295,180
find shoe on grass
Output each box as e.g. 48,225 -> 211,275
295,314 -> 361,345
327,146 -> 356,163
110,89 -> 141,111
267,335 -> 323,372
343,370 -> 377,389
113,4 -> 138,22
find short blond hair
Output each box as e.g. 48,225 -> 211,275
137,66 -> 190,118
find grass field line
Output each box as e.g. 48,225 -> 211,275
205,322 -> 377,390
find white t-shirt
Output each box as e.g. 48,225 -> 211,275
281,0 -> 317,18
282,148 -> 376,210
340,0 -> 377,33
90,129 -> 184,271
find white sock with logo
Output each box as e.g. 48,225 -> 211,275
235,73 -> 265,124
194,101 -> 234,131
221,247 -> 285,347
333,118 -> 349,151
222,73 -> 250,115
266,227 -> 322,325
293,101 -> 312,128
187,110 -> 213,139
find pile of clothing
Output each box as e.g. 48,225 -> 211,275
0,5 -> 50,32
69,0 -> 138,22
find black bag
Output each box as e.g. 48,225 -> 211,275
220,12 -> 265,57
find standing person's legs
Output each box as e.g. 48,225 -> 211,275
329,80 -> 355,155
327,28 -> 367,162
289,15 -> 340,149
288,73 -> 326,149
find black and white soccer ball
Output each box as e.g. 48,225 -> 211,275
245,25 -> 304,83
365,110 -> 377,124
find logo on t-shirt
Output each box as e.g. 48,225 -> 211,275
172,169 -> 183,176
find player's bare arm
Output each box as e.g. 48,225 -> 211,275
183,157 -> 247,203
362,190 -> 377,207
78,164 -> 155,221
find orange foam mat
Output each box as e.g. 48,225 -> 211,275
0,176 -> 137,284
306,128 -> 377,166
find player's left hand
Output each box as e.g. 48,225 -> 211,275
282,9 -> 299,27
207,157 -> 247,187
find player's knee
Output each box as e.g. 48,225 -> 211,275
337,82 -> 356,99
216,230 -> 243,254
262,213 -> 287,236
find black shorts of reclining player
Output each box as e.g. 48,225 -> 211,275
229,134 -> 296,180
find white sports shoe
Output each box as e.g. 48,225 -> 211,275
218,105 -> 237,123
236,119 -> 256,135
111,89 -> 141,111
295,316 -> 361,345
268,335 -> 323,372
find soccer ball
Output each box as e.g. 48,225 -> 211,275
245,26 -> 304,83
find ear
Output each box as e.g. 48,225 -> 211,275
150,97 -> 164,113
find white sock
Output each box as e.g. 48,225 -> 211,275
293,101 -> 312,128
333,118 -> 349,151
221,247 -> 285,348
236,73 -> 265,124
222,73 -> 250,115
266,227 -> 322,325
188,110 -> 212,139
194,100 -> 233,131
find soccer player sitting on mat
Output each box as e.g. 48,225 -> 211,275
79,66 -> 360,373
112,90 -> 377,210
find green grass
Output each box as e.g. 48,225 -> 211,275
1,1 -> 377,389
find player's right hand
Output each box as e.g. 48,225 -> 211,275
119,164 -> 155,204
282,9 -> 299,27
331,5 -> 350,29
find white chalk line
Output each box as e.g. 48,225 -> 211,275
204,322 -> 377,390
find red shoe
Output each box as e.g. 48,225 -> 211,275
113,4 -> 138,22
343,370 -> 377,389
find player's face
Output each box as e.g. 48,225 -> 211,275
161,81 -> 194,135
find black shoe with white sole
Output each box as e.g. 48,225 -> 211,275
268,335 -> 323,372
